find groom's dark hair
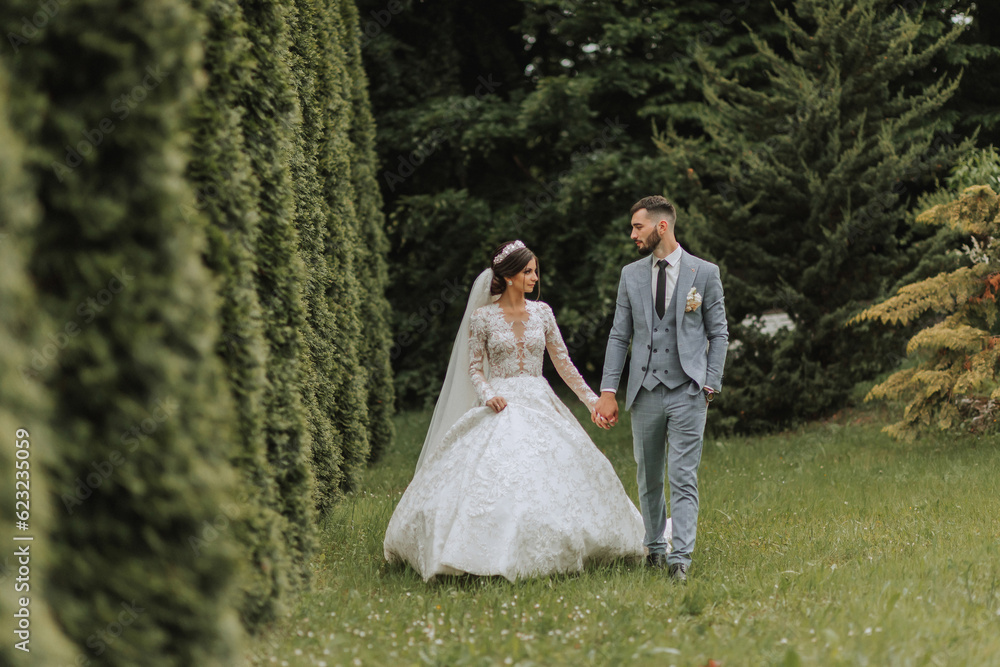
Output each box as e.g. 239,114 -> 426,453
630,195 -> 676,229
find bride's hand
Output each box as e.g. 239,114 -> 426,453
486,397 -> 507,412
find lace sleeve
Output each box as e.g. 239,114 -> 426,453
542,303 -> 598,410
468,309 -> 497,404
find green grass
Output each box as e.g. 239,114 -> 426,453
246,402 -> 1000,666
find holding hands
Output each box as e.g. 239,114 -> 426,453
591,392 -> 619,429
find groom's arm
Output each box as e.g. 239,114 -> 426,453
593,268 -> 632,428
600,268 -> 633,394
702,264 -> 729,391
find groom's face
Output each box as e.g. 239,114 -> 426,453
630,209 -> 661,256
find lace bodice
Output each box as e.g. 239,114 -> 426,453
468,301 -> 598,409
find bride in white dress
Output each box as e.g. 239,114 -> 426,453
384,240 -> 660,582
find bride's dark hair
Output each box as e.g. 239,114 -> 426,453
490,241 -> 540,298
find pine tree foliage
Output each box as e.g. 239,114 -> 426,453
855,184 -> 1000,439
338,0 -> 396,462
238,0 -> 318,579
358,0 -> 798,408
653,0 -> 976,432
0,63 -> 74,667
0,0 -> 247,661
188,0 -> 293,627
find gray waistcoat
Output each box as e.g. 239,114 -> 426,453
640,285 -> 688,391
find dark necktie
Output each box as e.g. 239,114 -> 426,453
655,259 -> 667,320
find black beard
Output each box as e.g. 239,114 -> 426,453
637,228 -> 661,256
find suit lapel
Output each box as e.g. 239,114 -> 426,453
674,249 -> 698,329
635,257 -> 654,335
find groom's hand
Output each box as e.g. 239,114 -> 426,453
592,392 -> 618,429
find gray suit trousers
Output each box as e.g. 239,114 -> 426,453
630,382 -> 707,566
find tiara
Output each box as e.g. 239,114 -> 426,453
493,240 -> 526,265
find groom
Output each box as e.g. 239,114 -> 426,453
593,195 -> 728,582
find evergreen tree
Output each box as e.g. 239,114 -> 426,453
238,0 -> 317,577
339,0 -> 396,462
287,0 -> 348,512
318,0 -> 371,491
854,150 -> 1000,439
358,0 -> 797,407
0,63 -> 74,667
915,2 -> 1000,149
1,0 -> 246,662
655,0 -> 976,431
188,0 -> 293,627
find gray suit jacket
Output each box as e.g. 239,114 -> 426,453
601,249 -> 729,411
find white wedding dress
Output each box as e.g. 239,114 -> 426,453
384,299 -> 649,582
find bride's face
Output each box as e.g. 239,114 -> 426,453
509,258 -> 539,295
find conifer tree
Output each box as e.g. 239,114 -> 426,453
854,179 -> 1000,439
188,0 -> 293,626
238,0 -> 317,576
288,0 -> 348,512
0,63 -> 74,667
317,0 -> 371,491
339,0 -> 396,462
655,0 -> 976,431
0,0 -> 246,662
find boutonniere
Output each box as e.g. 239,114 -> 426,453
685,287 -> 703,313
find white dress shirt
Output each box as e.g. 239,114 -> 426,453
651,244 -> 683,316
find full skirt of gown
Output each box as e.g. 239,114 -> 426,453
384,375 -> 649,582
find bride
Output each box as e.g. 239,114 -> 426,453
384,240 -> 666,581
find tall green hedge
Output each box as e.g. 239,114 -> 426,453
288,0 -> 348,514
319,0 -> 371,492
0,62 -> 74,667
188,0 -> 294,627
238,0 -> 318,579
0,0 -> 392,658
339,0 -> 396,462
1,0 -> 246,662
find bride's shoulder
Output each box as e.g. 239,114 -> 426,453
529,300 -> 555,318
473,302 -> 498,316
471,303 -> 498,323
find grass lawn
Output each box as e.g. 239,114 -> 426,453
246,400 -> 1000,666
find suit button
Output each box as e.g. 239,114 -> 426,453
653,349 -> 657,353
647,345 -> 651,350
654,328 -> 658,332
641,366 -> 646,372
665,328 -> 670,332
664,348 -> 669,352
